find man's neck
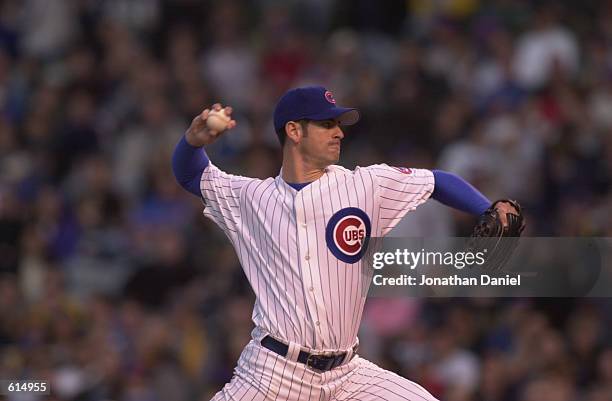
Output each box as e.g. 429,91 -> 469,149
281,149 -> 326,184
281,162 -> 325,184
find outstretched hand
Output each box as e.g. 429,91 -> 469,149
494,201 -> 521,229
185,103 -> 237,147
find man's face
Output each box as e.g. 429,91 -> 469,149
298,119 -> 344,167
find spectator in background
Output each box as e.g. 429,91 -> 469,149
512,4 -> 579,90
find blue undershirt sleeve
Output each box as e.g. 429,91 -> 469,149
172,135 -> 210,197
431,170 -> 491,216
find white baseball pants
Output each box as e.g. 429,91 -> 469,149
210,340 -> 439,401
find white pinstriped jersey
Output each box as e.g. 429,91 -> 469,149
200,163 -> 434,351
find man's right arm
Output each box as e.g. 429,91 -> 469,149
171,104 -> 237,197
172,135 -> 209,197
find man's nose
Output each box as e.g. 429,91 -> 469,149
334,127 -> 344,139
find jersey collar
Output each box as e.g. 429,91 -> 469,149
275,166 -> 333,195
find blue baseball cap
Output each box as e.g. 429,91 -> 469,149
273,86 -> 360,132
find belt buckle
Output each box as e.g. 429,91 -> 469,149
307,352 -> 342,372
306,353 -> 322,371
306,353 -> 327,371
306,353 -> 315,367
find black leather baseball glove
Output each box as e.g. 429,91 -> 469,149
468,199 -> 525,271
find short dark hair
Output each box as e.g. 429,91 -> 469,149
275,120 -> 309,146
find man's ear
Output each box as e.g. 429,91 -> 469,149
285,121 -> 302,144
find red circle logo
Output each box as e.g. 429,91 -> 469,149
326,207 -> 371,264
324,91 -> 336,104
333,216 -> 366,256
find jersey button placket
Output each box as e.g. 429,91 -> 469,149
296,188 -> 332,346
294,193 -> 322,344
301,220 -> 309,261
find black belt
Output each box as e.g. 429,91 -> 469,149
261,336 -> 354,372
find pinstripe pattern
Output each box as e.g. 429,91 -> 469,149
211,341 -> 438,401
201,162 -> 435,399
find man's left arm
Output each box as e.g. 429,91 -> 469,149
430,170 -> 490,215
431,170 -> 522,228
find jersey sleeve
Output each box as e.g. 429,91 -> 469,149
199,162 -> 253,237
366,164 -> 435,236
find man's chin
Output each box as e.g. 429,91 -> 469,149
318,153 -> 340,168
319,160 -> 338,169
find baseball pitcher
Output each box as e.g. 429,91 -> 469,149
172,86 -> 524,400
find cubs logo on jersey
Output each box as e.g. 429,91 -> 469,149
325,207 -> 371,264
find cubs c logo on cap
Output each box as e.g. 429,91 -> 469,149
324,90 -> 336,104
325,207 -> 371,264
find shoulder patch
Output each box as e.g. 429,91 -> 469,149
391,167 -> 412,174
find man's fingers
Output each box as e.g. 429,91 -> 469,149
191,104 -> 235,137
498,211 -> 509,227
201,104 -> 233,118
495,202 -> 520,228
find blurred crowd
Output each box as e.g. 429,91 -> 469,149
0,0 -> 611,400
